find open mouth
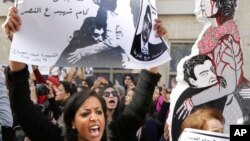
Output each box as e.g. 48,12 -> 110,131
89,125 -> 100,137
109,100 -> 115,104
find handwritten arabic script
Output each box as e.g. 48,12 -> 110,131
12,48 -> 58,63
20,7 -> 89,19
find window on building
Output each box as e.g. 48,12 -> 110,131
168,42 -> 194,88
90,68 -> 139,85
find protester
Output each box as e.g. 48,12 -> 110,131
124,88 -> 135,106
0,68 -> 13,141
122,74 -> 135,92
5,59 -> 161,141
180,106 -> 225,133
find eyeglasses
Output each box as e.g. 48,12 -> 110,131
103,91 -> 118,97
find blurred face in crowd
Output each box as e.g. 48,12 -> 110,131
82,80 -> 89,88
200,0 -> 218,18
125,89 -> 135,106
72,96 -> 105,141
103,87 -> 118,110
205,118 -> 224,133
161,88 -> 171,102
127,82 -> 136,90
124,75 -> 133,86
55,84 -> 70,103
152,87 -> 160,101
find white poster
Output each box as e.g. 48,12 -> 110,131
10,0 -> 170,68
179,128 -> 229,141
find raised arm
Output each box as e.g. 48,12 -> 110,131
6,61 -> 62,141
3,6 -> 62,141
109,67 -> 161,140
0,70 -> 13,128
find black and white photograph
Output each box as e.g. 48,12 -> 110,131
130,0 -> 168,62
9,0 -> 170,68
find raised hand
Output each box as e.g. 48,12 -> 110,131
154,19 -> 168,39
1,6 -> 21,40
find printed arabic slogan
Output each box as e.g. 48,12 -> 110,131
9,0 -> 170,68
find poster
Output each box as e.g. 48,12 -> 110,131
9,0 -> 170,68
167,0 -> 250,141
179,128 -> 229,141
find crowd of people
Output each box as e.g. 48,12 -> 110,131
1,58 -> 226,141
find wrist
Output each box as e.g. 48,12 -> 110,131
9,61 -> 26,72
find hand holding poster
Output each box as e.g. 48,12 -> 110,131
9,0 -> 170,68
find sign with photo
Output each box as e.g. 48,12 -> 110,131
10,0 -> 170,68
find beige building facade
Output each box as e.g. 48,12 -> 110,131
0,0 -> 249,84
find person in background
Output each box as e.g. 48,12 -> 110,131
113,80 -> 126,102
5,59 -> 161,141
158,88 -> 171,141
91,76 -> 109,94
180,106 -> 224,133
152,86 -> 162,108
124,88 -> 135,106
138,86 -> 165,141
122,74 -> 135,93
127,81 -> 136,92
156,88 -> 171,113
98,84 -> 120,140
0,67 -> 14,141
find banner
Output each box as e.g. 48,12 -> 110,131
10,0 -> 170,68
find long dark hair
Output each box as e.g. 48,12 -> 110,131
99,84 -> 121,121
122,74 -> 135,91
63,90 -> 107,141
